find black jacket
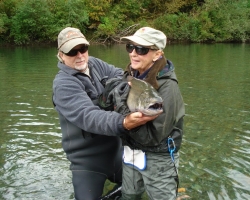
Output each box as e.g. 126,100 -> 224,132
122,59 -> 185,153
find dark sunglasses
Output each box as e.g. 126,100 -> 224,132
64,45 -> 88,57
126,44 -> 157,55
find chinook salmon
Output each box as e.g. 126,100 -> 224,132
127,76 -> 163,116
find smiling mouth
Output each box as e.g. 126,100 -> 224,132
132,60 -> 139,63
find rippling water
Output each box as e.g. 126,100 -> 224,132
0,44 -> 249,199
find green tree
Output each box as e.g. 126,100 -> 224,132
92,0 -> 152,42
147,0 -> 202,15
0,0 -> 19,42
10,0 -> 54,44
153,0 -> 250,42
46,0 -> 89,41
0,0 -> 249,44
204,0 -> 250,42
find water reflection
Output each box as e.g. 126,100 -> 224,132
0,44 -> 250,199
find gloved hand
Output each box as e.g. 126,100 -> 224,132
98,77 -> 123,111
98,74 -> 131,116
113,80 -> 130,115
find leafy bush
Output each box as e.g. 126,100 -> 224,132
0,13 -> 8,35
0,0 -> 249,44
47,0 -> 89,42
10,0 -> 53,44
153,0 -> 250,42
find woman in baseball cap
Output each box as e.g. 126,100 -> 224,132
120,27 -> 185,200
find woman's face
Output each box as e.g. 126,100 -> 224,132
59,44 -> 89,72
127,43 -> 162,74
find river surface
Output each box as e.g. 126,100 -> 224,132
0,43 -> 249,200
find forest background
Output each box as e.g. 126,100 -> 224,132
0,0 -> 250,45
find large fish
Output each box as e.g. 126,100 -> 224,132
127,76 -> 163,116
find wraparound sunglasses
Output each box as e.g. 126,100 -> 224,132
126,44 -> 158,55
63,45 -> 89,57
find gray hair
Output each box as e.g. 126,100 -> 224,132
57,52 -> 64,63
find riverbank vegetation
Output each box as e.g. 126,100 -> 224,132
0,0 -> 250,45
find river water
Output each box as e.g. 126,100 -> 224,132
0,43 -> 249,200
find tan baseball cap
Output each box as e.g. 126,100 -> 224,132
58,27 -> 90,53
121,27 -> 167,50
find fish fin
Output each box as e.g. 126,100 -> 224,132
144,56 -> 166,89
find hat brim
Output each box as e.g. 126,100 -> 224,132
121,36 -> 154,46
60,37 -> 90,53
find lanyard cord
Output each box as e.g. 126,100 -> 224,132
167,137 -> 179,197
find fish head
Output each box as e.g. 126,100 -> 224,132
136,87 -> 163,116
127,76 -> 163,116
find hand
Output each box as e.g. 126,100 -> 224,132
98,75 -> 130,115
123,112 -> 159,130
113,81 -> 130,115
98,77 -> 122,111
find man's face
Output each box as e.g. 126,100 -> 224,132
60,44 -> 89,72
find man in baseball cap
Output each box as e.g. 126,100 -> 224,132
58,27 -> 89,53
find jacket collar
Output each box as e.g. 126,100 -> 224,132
57,61 -> 80,76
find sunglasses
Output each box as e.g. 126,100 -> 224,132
126,44 -> 157,55
64,45 -> 88,57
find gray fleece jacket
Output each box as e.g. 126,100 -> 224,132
53,56 -> 126,171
